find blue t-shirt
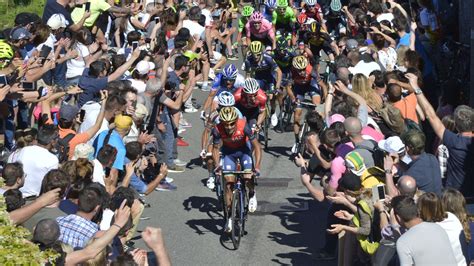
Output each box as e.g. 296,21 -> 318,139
443,130 -> 474,196
93,130 -> 126,171
78,68 -> 108,107
42,0 -> 74,26
124,158 -> 148,194
396,32 -> 411,49
404,152 -> 442,195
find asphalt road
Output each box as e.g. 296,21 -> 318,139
132,81 -> 338,265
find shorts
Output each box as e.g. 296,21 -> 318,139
222,146 -> 253,172
281,71 -> 291,87
255,78 -> 275,93
293,83 -> 321,106
236,103 -> 260,123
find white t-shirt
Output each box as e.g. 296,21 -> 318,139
67,43 -> 90,78
201,8 -> 212,27
92,159 -> 105,186
79,102 -> 109,145
349,61 -> 381,78
129,78 -> 147,94
377,47 -> 397,71
437,212 -> 467,266
17,145 -> 59,197
182,20 -> 205,40
376,13 -> 394,23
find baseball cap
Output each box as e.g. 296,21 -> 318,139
15,12 -> 40,26
346,39 -> 358,51
328,114 -> 345,126
72,143 -> 95,160
378,136 -> 405,154
339,171 -> 362,191
47,14 -> 69,30
345,151 -> 366,176
9,27 -> 32,40
59,104 -> 79,122
114,114 -> 133,129
135,60 -> 155,75
135,103 -> 149,119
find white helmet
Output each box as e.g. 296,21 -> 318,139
217,91 -> 235,107
305,0 -> 317,6
243,78 -> 260,94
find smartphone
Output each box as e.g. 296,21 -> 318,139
21,81 -> 36,91
0,75 -> 7,86
79,109 -> 86,122
39,45 -> 52,64
145,38 -> 151,44
372,184 -> 386,202
85,2 -> 91,12
132,41 -> 139,50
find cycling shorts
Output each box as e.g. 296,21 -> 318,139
293,83 -> 321,107
222,144 -> 253,172
256,78 -> 276,94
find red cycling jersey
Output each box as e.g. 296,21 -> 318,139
233,87 -> 267,112
213,119 -> 252,149
291,65 -> 315,85
303,4 -> 323,22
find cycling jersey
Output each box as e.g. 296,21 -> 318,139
291,64 -> 317,86
233,87 -> 267,112
245,19 -> 275,41
262,7 -> 273,22
274,49 -> 296,71
302,4 -> 323,22
304,31 -> 332,48
291,64 -> 321,101
211,73 -> 245,92
212,119 -> 255,150
244,53 -> 278,80
272,7 -> 297,25
238,17 -> 249,33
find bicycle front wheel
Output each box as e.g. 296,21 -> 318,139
231,189 -> 242,249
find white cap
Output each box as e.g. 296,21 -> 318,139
135,103 -> 149,119
135,60 -> 155,75
378,136 -> 405,154
47,14 -> 69,30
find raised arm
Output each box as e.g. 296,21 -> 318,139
108,48 -> 140,82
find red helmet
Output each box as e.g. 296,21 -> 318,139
297,13 -> 307,25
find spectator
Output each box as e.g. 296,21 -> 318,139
393,195 -> 458,265
0,162 -> 25,194
343,117 -> 376,168
4,189 -> 25,211
16,125 -> 59,198
386,81 -> 419,124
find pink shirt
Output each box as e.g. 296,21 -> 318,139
362,126 -> 384,142
245,19 -> 275,41
329,142 -> 354,189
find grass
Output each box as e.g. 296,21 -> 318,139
0,0 -> 44,29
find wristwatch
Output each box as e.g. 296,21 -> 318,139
414,87 -> 423,95
384,169 -> 392,175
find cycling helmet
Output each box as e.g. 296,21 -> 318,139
266,0 -> 277,8
297,13 -> 308,25
219,106 -> 238,122
250,11 -> 264,22
222,64 -> 238,79
310,21 -> 321,33
243,78 -> 260,94
249,41 -> 263,54
276,38 -> 288,50
276,0 -> 288,8
0,41 -> 14,60
305,0 -> 317,6
292,55 -> 308,70
217,91 -> 236,107
242,6 -> 254,17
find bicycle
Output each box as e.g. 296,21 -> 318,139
278,94 -> 294,133
222,166 -> 257,249
293,101 -> 318,157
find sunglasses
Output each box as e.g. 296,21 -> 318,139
253,52 -> 262,57
253,21 -> 262,25
224,121 -> 236,127
224,78 -> 236,83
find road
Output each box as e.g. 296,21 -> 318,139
133,85 -> 337,265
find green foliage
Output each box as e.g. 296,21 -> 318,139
0,178 -> 59,264
0,0 -> 44,29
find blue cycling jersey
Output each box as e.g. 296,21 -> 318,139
211,73 -> 245,91
244,53 -> 278,80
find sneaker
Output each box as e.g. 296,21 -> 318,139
179,119 -> 192,128
178,128 -> 186,134
168,165 -> 185,173
174,159 -> 187,166
225,218 -> 233,233
155,181 -> 177,191
206,176 -> 215,190
165,177 -> 174,183
271,113 -> 278,127
184,107 -> 198,113
249,193 -> 257,213
177,138 -> 189,147
227,54 -> 238,60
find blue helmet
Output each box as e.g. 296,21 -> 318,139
266,0 -> 277,8
222,64 -> 238,79
217,91 -> 235,107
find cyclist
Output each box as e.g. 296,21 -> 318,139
212,107 -> 261,232
245,12 -> 276,50
272,0 -> 297,44
233,78 -> 268,131
301,0 -> 326,30
263,0 -> 277,22
202,92 -> 243,190
201,64 -> 244,121
303,21 -> 339,70
273,38 -> 296,127
244,41 -> 282,125
290,55 -> 321,152
237,5 -> 255,56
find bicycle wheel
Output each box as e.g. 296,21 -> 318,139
298,123 -> 307,156
230,189 -> 242,249
215,175 -> 227,217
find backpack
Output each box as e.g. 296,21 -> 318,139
352,199 -> 380,255
57,133 -> 76,163
354,139 -> 385,169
